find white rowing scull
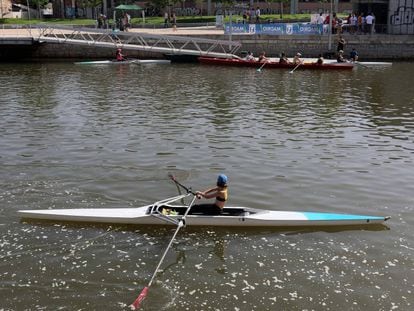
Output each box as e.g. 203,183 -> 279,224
74,59 -> 171,65
18,193 -> 390,227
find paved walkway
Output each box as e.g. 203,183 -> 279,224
0,26 -> 225,38
130,26 -> 225,36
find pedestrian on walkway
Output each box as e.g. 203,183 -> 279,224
172,13 -> 177,31
255,7 -> 261,24
164,12 -> 170,28
365,12 -> 374,34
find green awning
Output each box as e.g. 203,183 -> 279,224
115,4 -> 142,10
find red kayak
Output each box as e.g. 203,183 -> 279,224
198,57 -> 354,70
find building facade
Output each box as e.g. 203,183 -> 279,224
388,0 -> 414,34
0,0 -> 12,17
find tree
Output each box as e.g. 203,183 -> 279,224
195,0 -> 204,16
266,0 -> 290,19
76,0 -> 102,18
26,0 -> 49,9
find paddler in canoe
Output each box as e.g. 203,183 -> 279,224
350,48 -> 359,62
191,174 -> 228,215
293,52 -> 304,65
337,50 -> 346,62
315,54 -> 324,65
258,51 -> 268,62
244,51 -> 255,61
279,52 -> 291,64
115,48 -> 126,61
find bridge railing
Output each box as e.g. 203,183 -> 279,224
30,24 -> 242,59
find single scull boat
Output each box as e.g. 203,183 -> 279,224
18,193 -> 389,227
74,59 -> 171,65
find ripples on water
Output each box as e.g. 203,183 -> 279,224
0,62 -> 413,310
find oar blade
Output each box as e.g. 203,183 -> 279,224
167,172 -> 176,181
130,286 -> 149,310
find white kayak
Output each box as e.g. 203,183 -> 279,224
322,59 -> 392,66
355,61 -> 392,66
74,59 -> 171,65
18,194 -> 390,227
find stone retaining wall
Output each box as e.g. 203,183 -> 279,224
233,34 -> 414,60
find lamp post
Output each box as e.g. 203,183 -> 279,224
328,0 -> 333,51
26,0 -> 31,21
229,8 -> 232,44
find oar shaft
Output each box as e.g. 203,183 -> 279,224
130,176 -> 197,309
147,195 -> 196,287
259,61 -> 267,70
169,174 -> 196,195
290,63 -> 301,73
130,194 -> 196,309
148,222 -> 182,286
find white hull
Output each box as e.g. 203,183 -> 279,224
321,59 -> 392,66
74,59 -> 171,65
356,61 -> 392,66
18,205 -> 389,227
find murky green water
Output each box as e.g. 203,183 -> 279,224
0,61 -> 413,310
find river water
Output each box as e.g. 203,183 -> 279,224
0,61 -> 413,310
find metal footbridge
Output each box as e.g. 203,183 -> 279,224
30,25 -> 241,59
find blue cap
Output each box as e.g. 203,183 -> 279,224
217,174 -> 228,186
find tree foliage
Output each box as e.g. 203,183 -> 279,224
16,0 -> 49,9
76,0 -> 103,9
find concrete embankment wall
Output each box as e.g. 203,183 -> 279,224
233,34 -> 414,60
0,38 -> 164,60
1,33 -> 414,60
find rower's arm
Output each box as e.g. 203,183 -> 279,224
196,187 -> 218,199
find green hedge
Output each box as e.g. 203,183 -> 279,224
2,14 -> 345,25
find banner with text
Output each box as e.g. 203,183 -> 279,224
224,23 -> 329,35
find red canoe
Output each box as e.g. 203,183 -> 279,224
198,57 -> 354,70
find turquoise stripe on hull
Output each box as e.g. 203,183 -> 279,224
303,212 -> 384,221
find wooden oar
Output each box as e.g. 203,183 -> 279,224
289,62 -> 302,73
256,61 -> 268,72
129,177 -> 196,310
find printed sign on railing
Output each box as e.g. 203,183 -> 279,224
224,23 -> 330,35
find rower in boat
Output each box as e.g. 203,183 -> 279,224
245,51 -> 255,61
315,54 -> 324,65
337,50 -> 346,63
258,51 -> 268,62
116,48 -> 126,62
279,52 -> 290,64
350,48 -> 359,62
191,174 -> 228,215
293,52 -> 303,65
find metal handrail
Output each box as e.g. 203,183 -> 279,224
30,24 -> 242,58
